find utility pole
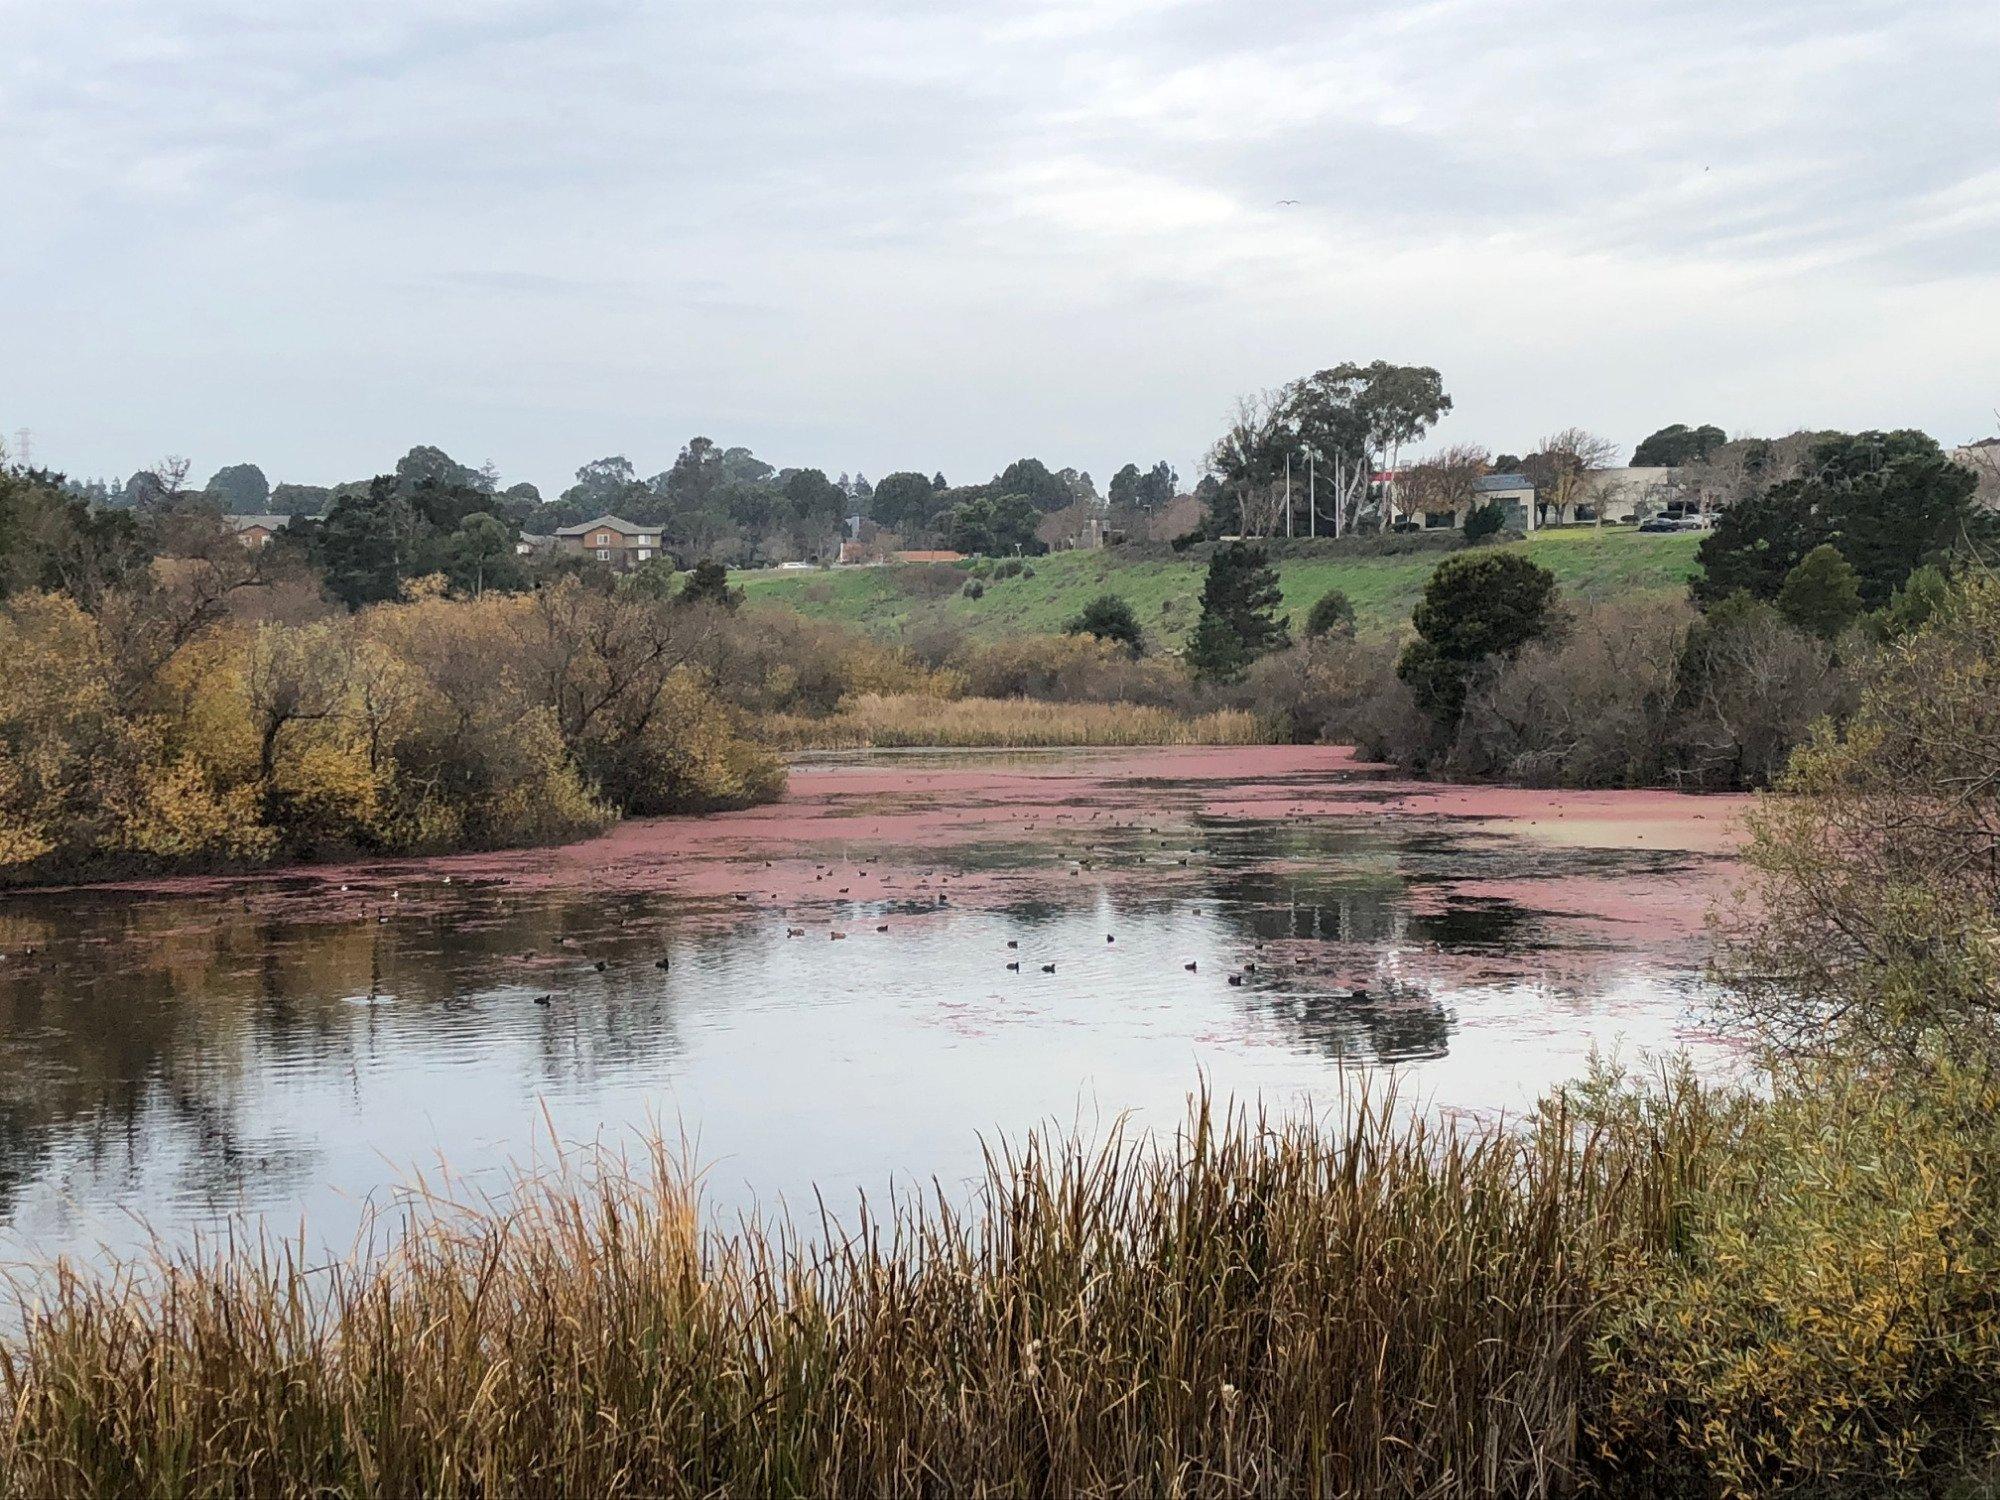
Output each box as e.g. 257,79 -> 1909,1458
1285,452 -> 1293,538
1306,448 -> 1316,538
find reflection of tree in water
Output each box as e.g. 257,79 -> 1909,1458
0,889 -> 702,1223
1237,979 -> 1454,1064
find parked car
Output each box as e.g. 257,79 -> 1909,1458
1638,516 -> 1681,533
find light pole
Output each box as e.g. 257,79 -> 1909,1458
1302,445 -> 1316,538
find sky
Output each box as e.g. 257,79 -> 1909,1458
5,0 -> 1998,498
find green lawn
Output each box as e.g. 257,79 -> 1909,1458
736,527 -> 1703,647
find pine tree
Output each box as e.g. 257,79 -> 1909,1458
1186,543 -> 1289,682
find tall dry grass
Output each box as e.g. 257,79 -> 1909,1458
759,692 -> 1265,749
0,1088 -> 1701,1498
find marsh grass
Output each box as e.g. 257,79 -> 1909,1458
0,1086 -> 1709,1499
759,692 -> 1265,749
6,1070 -> 2000,1497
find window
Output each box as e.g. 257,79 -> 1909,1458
636,548 -> 652,561
594,533 -> 610,546
596,548 -> 611,561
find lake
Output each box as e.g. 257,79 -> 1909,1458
0,746 -> 1747,1275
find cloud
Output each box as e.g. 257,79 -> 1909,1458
3,0 -> 1997,491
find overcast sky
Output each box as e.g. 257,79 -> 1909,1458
5,0 -> 1997,497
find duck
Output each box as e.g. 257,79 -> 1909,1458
592,960 -> 608,972
1041,963 -> 1057,974
1006,961 -> 1021,971
533,994 -> 554,1007
1184,961 -> 1197,972
654,957 -> 671,970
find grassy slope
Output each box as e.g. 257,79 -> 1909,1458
737,528 -> 1702,646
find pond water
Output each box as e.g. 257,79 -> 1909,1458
0,747 -> 1747,1274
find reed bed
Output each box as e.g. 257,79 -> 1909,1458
8,1070 -> 2000,1497
0,1087 -> 1718,1500
758,693 -> 1266,750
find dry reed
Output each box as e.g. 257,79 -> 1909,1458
0,1087 -> 1722,1498
759,693 -> 1265,750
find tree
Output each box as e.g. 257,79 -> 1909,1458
1521,429 -> 1619,525
1137,461 -> 1177,510
781,468 -> 847,557
1631,423 -> 1726,468
0,467 -> 146,607
992,458 -> 1074,512
1397,552 -> 1559,726
945,493 -> 1041,556
1066,594 -> 1143,654
205,463 -> 270,513
1303,588 -> 1356,640
1396,443 -> 1489,526
676,559 -> 739,610
558,457 -> 650,526
447,512 -> 518,597
1186,543 -> 1289,682
1107,463 -> 1143,511
314,477 -> 422,608
395,445 -> 490,493
871,472 -> 939,531
269,482 -> 332,516
1774,545 -> 1863,639
1695,431 -> 1989,610
1284,362 -> 1452,534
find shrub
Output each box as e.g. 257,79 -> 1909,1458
1396,551 -> 1559,728
961,578 -> 985,600
1719,573 -> 2000,1063
1065,594 -> 1143,654
1302,588 -> 1356,640
1462,501 -> 1506,543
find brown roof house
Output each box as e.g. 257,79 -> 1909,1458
224,514 -> 286,547
554,515 -> 666,571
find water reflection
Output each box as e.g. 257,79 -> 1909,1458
0,795 -> 1724,1270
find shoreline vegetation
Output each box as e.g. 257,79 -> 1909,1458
9,426 -> 1989,885
4,573 -> 2000,1493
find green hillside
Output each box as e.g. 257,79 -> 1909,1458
736,527 -> 1703,646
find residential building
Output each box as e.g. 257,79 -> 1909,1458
224,514 -> 285,547
515,532 -> 555,558
553,515 -> 664,571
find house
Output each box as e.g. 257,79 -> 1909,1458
224,514 -> 285,548
553,515 -> 664,571
892,549 -> 967,564
1467,473 -> 1536,530
515,532 -> 555,558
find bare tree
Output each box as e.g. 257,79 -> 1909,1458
1524,429 -> 1619,525
1396,443 -> 1490,526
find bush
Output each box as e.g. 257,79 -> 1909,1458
1462,501 -> 1506,543
1302,589 -> 1356,640
962,578 -> 984,600
1065,594 -> 1143,653
1397,551 -> 1559,728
